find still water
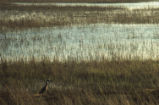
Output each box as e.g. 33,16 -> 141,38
13,2 -> 159,10
1,24 -> 159,61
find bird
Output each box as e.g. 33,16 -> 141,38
39,80 -> 50,94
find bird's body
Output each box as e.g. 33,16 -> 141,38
39,83 -> 48,94
34,80 -> 50,97
39,80 -> 50,94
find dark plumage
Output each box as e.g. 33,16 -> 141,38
39,80 -> 50,94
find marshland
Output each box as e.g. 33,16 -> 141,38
1,0 -> 159,105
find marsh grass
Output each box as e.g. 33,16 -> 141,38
1,3 -> 159,30
1,0 -> 158,3
0,59 -> 159,105
1,1 -> 159,104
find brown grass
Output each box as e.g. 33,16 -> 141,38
0,59 -> 159,105
1,3 -> 159,31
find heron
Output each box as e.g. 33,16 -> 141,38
39,80 -> 50,94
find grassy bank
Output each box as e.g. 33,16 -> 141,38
1,3 -> 159,31
0,60 -> 159,105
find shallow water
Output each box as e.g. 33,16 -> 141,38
1,24 -> 159,61
13,2 -> 159,10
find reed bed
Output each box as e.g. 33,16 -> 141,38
0,60 -> 159,105
0,3 -> 159,31
0,1 -> 159,105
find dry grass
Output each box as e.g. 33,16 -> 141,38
0,1 -> 159,105
0,3 -> 124,31
1,3 -> 159,31
0,59 -> 159,105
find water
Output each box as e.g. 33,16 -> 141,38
13,2 -> 159,10
1,24 -> 159,61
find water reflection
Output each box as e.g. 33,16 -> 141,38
13,2 -> 159,10
0,24 -> 159,61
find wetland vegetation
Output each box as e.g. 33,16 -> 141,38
1,0 -> 159,105
1,60 -> 159,105
1,2 -> 159,30
0,0 -> 158,3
